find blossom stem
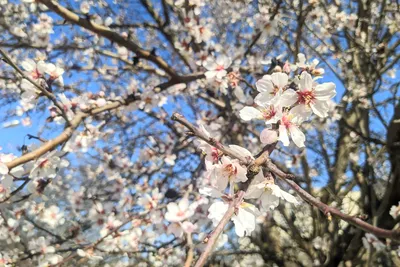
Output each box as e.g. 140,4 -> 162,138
194,191 -> 245,267
172,112 -> 400,241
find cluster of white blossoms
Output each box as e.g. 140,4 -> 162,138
196,126 -> 299,237
239,54 -> 336,148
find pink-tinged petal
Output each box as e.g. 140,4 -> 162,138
0,163 -> 8,175
278,125 -> 290,146
299,71 -> 313,91
310,101 -> 329,118
235,164 -> 248,183
314,83 -> 336,100
260,129 -> 278,144
289,125 -> 305,148
271,72 -> 288,88
256,78 -> 274,93
239,107 -> 263,121
280,89 -> 298,106
21,59 -> 35,72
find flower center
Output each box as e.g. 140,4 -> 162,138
39,159 -> 50,169
262,106 -> 276,121
211,147 -> 221,163
224,164 -> 237,178
297,90 -> 315,106
216,65 -> 225,71
31,69 -> 41,80
271,85 -> 280,96
281,114 -> 293,129
177,210 -> 185,217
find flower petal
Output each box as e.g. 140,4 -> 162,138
299,71 -> 313,91
278,125 -> 290,146
239,107 -> 263,121
280,89 -> 298,107
289,125 -> 305,148
260,128 -> 278,144
314,83 -> 336,100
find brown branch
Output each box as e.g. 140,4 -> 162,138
171,112 -> 400,243
6,95 -> 140,171
0,47 -> 70,125
194,191 -> 245,267
37,0 -> 179,78
171,113 -> 284,267
184,233 -> 194,267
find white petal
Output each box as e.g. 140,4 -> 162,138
299,72 -> 313,90
36,61 -> 48,74
0,163 -> 9,175
199,186 -> 222,198
2,120 -> 19,128
77,249 -> 86,257
203,60 -> 217,71
256,77 -> 274,93
208,201 -> 228,226
310,101 -> 329,118
215,70 -> 227,79
204,70 -> 217,79
280,190 -> 299,205
2,175 -> 13,188
234,86 -> 246,102
178,198 -> 189,211
235,164 -> 248,183
239,107 -> 263,121
289,125 -> 305,148
271,72 -> 288,88
228,145 -> 254,159
232,205 -> 256,237
244,183 -> 264,199
290,105 -> 311,119
260,192 -> 280,210
314,83 -> 336,100
297,53 -> 306,65
45,63 -> 56,74
254,93 -> 273,106
21,59 -> 35,72
260,129 -> 278,144
279,89 -> 298,107
278,125 -> 290,146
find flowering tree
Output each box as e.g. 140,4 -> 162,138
0,0 -> 399,266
